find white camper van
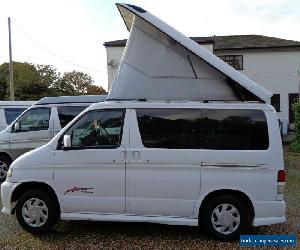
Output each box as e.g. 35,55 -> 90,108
1,4 -> 285,241
1,101 -> 286,241
0,95 -> 107,182
0,101 -> 35,132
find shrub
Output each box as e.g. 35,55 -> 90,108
289,100 -> 300,153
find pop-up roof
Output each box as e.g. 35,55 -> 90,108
107,3 -> 272,103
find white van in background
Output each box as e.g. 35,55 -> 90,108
0,95 -> 107,181
0,101 -> 35,132
1,101 -> 286,240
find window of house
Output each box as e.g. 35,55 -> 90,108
57,106 -> 88,128
219,55 -> 243,70
271,94 -> 280,112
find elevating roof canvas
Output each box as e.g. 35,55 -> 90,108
107,3 -> 272,103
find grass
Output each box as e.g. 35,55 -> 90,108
289,141 -> 300,153
0,148 -> 299,249
284,146 -> 300,218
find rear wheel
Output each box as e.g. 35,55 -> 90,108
0,155 -> 12,182
16,189 -> 59,234
202,195 -> 249,241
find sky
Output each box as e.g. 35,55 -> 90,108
0,0 -> 300,91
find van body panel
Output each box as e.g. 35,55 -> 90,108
51,107 -> 62,136
0,109 -> 6,132
126,109 -> 201,217
52,109 -> 129,214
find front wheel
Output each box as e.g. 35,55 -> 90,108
0,155 -> 12,182
203,195 -> 249,241
16,190 -> 59,234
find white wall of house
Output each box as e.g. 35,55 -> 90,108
106,47 -> 125,87
105,46 -> 300,125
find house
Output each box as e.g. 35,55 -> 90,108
104,13 -> 300,131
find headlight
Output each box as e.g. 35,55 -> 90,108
7,168 -> 13,178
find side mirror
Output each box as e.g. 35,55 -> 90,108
14,122 -> 20,132
63,135 -> 71,150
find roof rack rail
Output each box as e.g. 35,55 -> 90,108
35,95 -> 107,105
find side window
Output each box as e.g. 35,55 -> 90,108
202,109 -> 269,150
62,109 -> 124,149
57,106 -> 88,128
4,108 -> 26,125
13,108 -> 51,132
136,109 -> 202,149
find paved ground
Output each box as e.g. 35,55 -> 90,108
0,147 -> 299,250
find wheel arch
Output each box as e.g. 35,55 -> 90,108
0,151 -> 13,162
197,189 -> 255,225
11,181 -> 61,214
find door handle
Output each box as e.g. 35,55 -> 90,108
132,151 -> 141,162
121,150 -> 127,162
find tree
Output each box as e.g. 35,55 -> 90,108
59,71 -> 105,95
0,61 -> 107,100
86,84 -> 106,95
0,62 -> 48,100
0,63 -> 9,100
36,64 -> 60,95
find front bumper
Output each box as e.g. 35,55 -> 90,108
1,181 -> 18,215
253,200 -> 286,226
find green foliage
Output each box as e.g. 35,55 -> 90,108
0,63 -> 9,100
289,141 -> 300,153
36,64 -> 61,92
289,100 -> 300,153
0,61 -> 106,101
86,84 -> 106,95
0,62 -> 48,100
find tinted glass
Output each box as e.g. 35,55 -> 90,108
136,109 -> 202,149
57,106 -> 88,128
4,108 -> 26,124
202,109 -> 269,150
271,94 -> 280,112
16,108 -> 50,132
63,110 -> 124,149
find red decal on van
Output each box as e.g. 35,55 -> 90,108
64,187 -> 94,195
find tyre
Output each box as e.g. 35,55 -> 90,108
0,155 -> 12,182
202,195 -> 249,241
15,189 -> 59,234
